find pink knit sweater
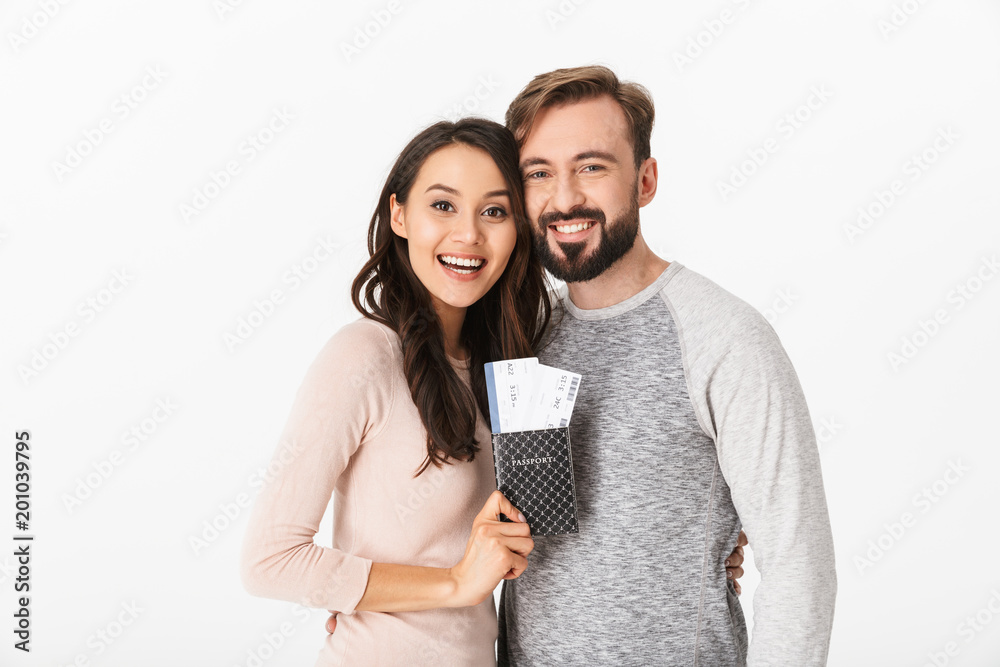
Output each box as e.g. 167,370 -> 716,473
240,318 -> 498,666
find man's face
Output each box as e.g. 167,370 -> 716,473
518,95 -> 641,283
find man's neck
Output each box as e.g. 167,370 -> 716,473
564,234 -> 670,311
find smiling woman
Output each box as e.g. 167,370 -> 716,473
240,118 -> 552,666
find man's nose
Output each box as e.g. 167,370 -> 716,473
551,175 -> 586,216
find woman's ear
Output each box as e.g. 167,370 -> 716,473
389,193 -> 408,239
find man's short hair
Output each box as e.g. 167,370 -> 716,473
505,65 -> 655,170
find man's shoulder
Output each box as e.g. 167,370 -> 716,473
662,263 -> 782,357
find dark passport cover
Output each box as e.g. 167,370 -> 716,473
490,426 -> 579,536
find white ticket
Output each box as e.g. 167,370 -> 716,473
521,364 -> 582,430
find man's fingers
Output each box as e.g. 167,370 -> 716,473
726,566 -> 744,581
725,550 -> 744,568
734,580 -> 742,595
737,530 -> 748,547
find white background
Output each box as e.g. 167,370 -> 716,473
1,0 -> 998,665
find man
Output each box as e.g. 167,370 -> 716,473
328,65 -> 836,665
494,65 -> 837,665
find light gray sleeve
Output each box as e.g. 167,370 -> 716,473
663,268 -> 837,666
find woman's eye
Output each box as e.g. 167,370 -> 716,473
432,200 -> 454,212
483,206 -> 508,218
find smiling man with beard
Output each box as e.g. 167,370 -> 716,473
495,66 -> 837,666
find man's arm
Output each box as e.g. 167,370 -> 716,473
707,309 -> 836,665
663,269 -> 836,665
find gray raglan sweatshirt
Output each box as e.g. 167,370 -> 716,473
497,261 -> 837,666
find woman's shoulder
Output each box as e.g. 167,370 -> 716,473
314,317 -> 402,374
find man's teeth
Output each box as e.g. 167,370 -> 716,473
554,221 -> 595,234
439,255 -> 484,268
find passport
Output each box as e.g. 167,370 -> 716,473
491,426 -> 579,537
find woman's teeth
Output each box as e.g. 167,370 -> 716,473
438,255 -> 485,274
553,221 -> 595,234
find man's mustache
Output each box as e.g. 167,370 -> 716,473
538,207 -> 606,228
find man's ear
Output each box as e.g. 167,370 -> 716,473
389,193 -> 408,239
637,157 -> 658,208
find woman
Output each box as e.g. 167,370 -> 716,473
240,117 -> 550,665
239,118 -> 747,665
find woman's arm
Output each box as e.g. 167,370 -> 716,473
354,490 -> 533,613
240,322 -> 534,615
240,321 -> 393,613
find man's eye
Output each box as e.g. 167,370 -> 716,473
483,206 -> 508,218
525,171 -> 548,180
432,200 -> 454,212
582,165 -> 603,173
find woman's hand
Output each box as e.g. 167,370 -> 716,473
447,490 -> 534,607
726,530 -> 749,595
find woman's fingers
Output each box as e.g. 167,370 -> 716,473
500,535 -> 535,558
326,613 -> 337,634
501,553 -> 529,580
483,490 -> 526,524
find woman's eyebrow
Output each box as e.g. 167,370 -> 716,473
425,183 -> 460,195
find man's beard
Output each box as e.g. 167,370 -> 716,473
533,190 -> 640,283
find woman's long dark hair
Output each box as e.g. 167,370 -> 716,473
352,118 -> 551,476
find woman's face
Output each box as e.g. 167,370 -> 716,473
390,143 -> 518,314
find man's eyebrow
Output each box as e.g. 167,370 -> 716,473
519,151 -> 619,171
425,184 -> 460,195
574,150 -> 618,164
519,157 -> 550,171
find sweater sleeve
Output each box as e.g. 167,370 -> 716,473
239,319 -> 396,614
668,272 -> 837,665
